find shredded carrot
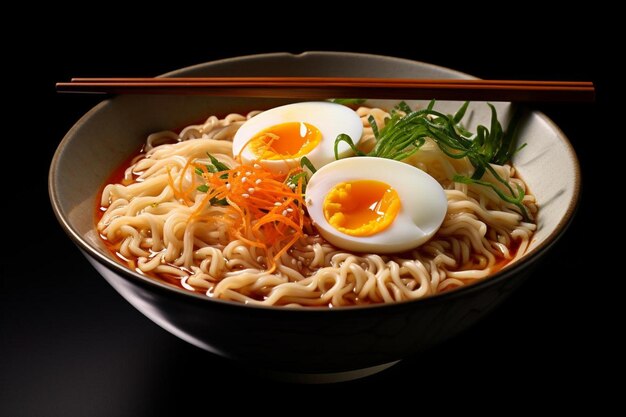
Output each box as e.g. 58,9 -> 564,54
183,155 -> 309,273
166,161 -> 197,206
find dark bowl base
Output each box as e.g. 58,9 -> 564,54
257,361 -> 400,384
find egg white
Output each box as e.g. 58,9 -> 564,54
305,157 -> 448,253
232,102 -> 363,173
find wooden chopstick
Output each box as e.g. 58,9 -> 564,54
56,77 -> 595,102
70,77 -> 592,86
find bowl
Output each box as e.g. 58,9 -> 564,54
49,52 -> 579,382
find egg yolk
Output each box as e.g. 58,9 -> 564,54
323,180 -> 401,237
247,122 -> 322,160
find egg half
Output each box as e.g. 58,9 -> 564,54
305,157 -> 447,253
232,102 -> 363,173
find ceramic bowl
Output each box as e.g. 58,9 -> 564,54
49,52 -> 579,382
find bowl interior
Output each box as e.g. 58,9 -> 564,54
50,51 -> 579,300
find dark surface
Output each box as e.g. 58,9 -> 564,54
2,24 -> 613,415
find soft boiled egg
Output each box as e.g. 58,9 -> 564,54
232,102 -> 363,174
305,157 -> 447,253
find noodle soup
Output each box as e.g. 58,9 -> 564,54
51,52 -> 580,378
97,102 -> 537,307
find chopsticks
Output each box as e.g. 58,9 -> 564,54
56,77 -> 595,102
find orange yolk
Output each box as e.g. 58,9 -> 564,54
248,122 -> 322,160
323,180 -> 401,237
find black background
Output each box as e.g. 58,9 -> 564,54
1,17 -> 614,415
